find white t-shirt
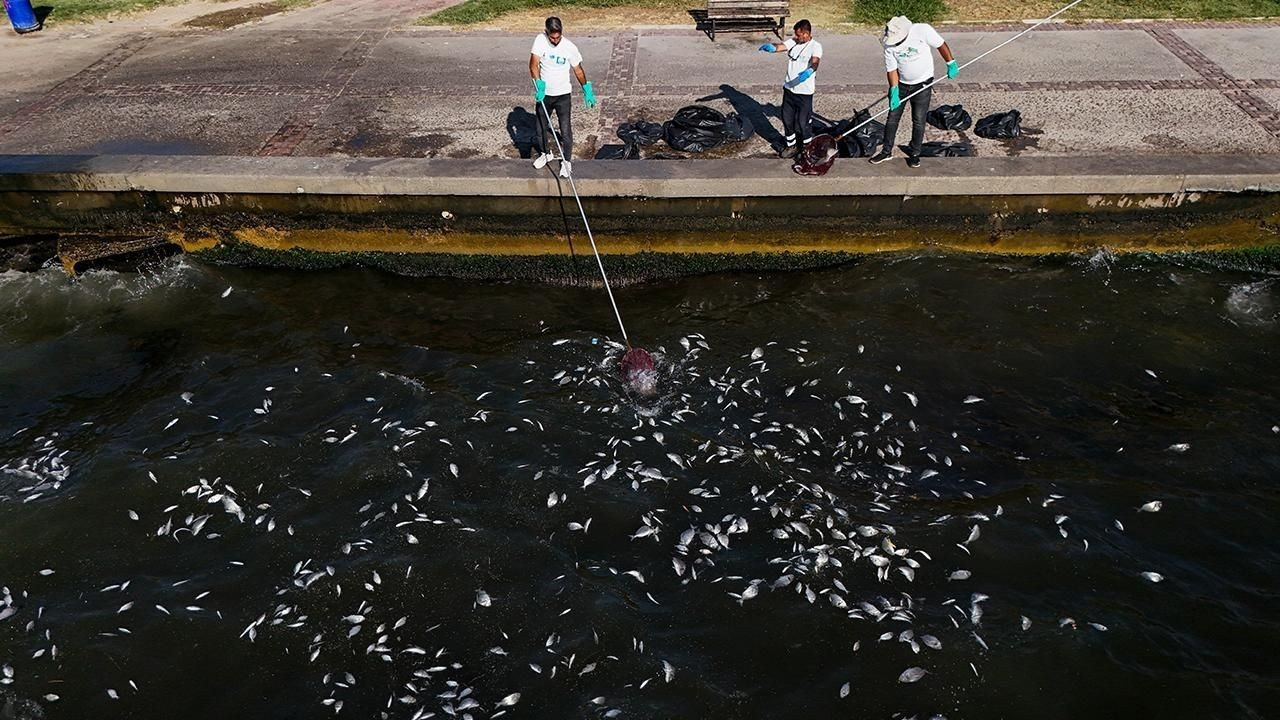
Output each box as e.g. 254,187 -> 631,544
783,38 -> 823,95
531,34 -> 583,97
883,23 -> 945,85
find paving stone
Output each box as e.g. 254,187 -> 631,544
0,94 -> 312,155
1175,27 -> 1280,80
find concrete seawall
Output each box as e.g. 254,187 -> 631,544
2,154 -> 1278,276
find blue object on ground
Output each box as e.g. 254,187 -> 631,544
3,0 -> 40,33
758,43 -> 773,52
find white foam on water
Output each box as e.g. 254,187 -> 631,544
0,256 -> 206,327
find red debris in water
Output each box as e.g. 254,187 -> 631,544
620,347 -> 655,376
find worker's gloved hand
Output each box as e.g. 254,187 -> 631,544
758,43 -> 774,52
582,81 -> 598,109
786,67 -> 814,88
889,85 -> 901,111
946,60 -> 959,79
533,79 -> 546,102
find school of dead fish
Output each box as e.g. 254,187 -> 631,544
0,322 -> 1194,717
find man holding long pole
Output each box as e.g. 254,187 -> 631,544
529,16 -> 597,178
869,16 -> 958,168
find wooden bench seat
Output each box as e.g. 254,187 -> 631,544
703,0 -> 788,41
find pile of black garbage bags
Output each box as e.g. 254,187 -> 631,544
604,102 -> 1022,159
926,105 -> 1022,138
609,105 -> 755,158
804,104 -> 1024,160
908,104 -> 1023,157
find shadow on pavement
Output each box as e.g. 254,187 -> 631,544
506,106 -> 538,159
697,84 -> 782,151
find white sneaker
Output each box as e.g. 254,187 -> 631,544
559,160 -> 573,178
532,152 -> 553,169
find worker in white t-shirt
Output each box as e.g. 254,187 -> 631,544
529,16 -> 597,178
758,19 -> 822,159
869,15 -> 958,168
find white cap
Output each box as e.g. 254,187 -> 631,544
882,16 -> 912,46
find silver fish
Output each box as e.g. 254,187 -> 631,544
898,667 -> 927,683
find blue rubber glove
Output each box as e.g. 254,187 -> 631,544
533,79 -> 546,102
889,85 -> 901,111
758,43 -> 774,52
946,60 -> 959,79
785,67 -> 814,88
582,81 -> 597,109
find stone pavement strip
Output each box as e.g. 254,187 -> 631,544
0,1 -> 1278,161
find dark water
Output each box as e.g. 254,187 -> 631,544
1,254 -> 1278,719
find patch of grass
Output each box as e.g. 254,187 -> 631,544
943,0 -> 1280,21
42,0 -> 180,24
420,0 -> 685,25
421,0 -> 1276,27
850,0 -> 948,25
42,0 -> 312,25
1068,0 -> 1279,19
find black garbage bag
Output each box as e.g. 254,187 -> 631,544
722,113 -> 755,142
975,110 -> 1021,139
849,110 -> 884,157
663,105 -> 729,152
660,105 -> 753,153
927,104 -> 972,131
595,143 -> 640,160
663,123 -> 723,152
908,141 -> 974,157
616,121 -> 664,146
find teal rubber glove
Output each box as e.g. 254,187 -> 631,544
582,81 -> 597,109
533,79 -> 546,102
889,85 -> 901,111
946,60 -> 959,79
758,43 -> 773,52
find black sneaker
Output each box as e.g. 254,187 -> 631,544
780,143 -> 800,159
906,155 -> 921,168
868,151 -> 893,164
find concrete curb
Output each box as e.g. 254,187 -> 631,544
3,154 -> 1279,197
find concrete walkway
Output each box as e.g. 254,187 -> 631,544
0,1 -> 1278,162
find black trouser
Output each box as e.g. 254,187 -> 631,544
882,78 -> 933,157
535,93 -> 573,159
781,89 -> 814,146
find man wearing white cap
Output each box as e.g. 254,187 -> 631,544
869,15 -> 957,168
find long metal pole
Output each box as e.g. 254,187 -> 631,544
836,0 -> 1088,142
535,94 -> 631,346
